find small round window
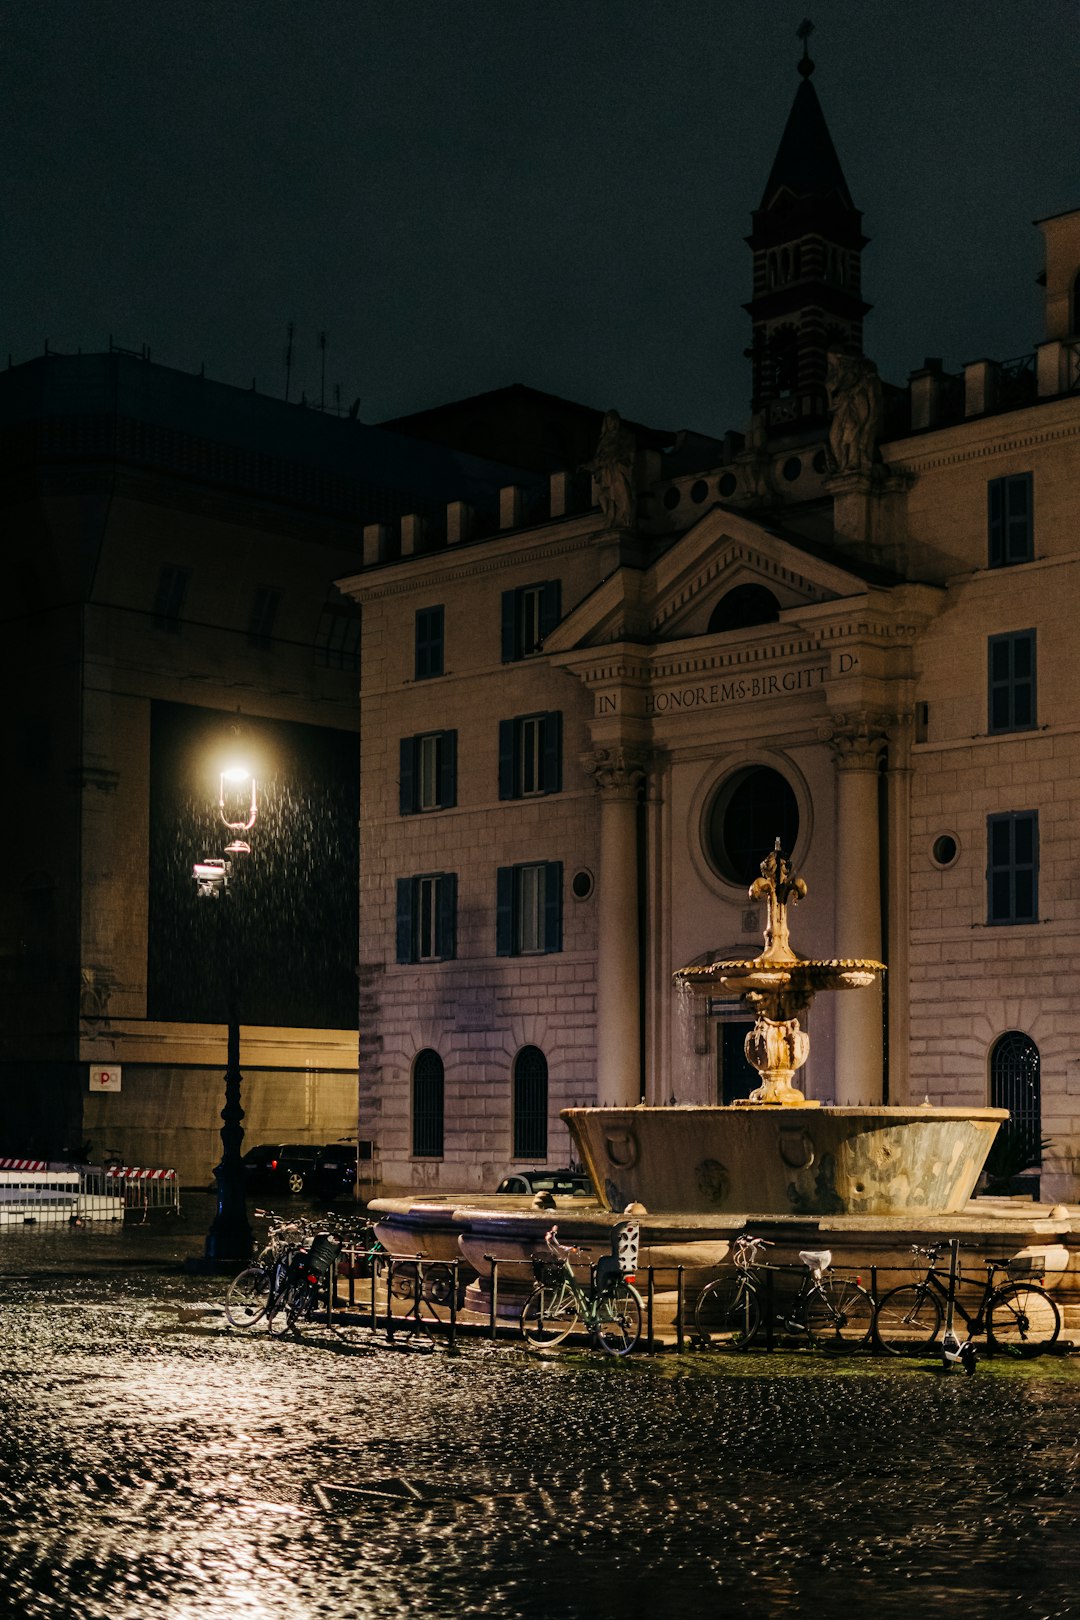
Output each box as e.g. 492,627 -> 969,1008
931,834 -> 959,869
707,766 -> 800,886
690,479 -> 710,504
571,868 -> 594,901
662,486 -> 681,510
718,472 -> 737,497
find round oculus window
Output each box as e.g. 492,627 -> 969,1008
571,868 -> 594,901
931,834 -> 959,868
662,486 -> 681,510
690,479 -> 710,504
718,472 -> 737,498
706,766 -> 800,887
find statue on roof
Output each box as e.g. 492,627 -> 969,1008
826,350 -> 882,476
584,409 -> 637,530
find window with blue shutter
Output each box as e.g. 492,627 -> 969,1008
494,861 -> 563,955
399,730 -> 457,813
396,873 -> 457,962
987,811 -> 1038,924
988,474 -> 1033,568
988,631 -> 1036,734
415,605 -> 445,679
497,712 -> 562,798
501,579 -> 561,660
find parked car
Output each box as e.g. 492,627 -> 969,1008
495,1169 -> 594,1198
240,1142 -> 322,1195
313,1141 -> 358,1200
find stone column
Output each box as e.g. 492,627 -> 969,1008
822,714 -> 889,1105
585,746 -> 650,1108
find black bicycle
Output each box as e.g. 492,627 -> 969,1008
694,1234 -> 874,1353
874,1243 -> 1061,1358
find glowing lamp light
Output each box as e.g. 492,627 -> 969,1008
219,766 -> 257,836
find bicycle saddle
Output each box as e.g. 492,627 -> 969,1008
798,1249 -> 832,1272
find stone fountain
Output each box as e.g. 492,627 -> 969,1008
369,844 -> 1074,1314
565,841 -> 1007,1218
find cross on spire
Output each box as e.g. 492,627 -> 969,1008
797,17 -> 815,77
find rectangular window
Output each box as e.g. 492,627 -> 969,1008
498,711 -> 562,799
987,811 -> 1038,925
399,730 -> 457,814
396,872 -> 457,962
152,565 -> 191,632
501,580 -> 561,661
314,596 -> 361,671
988,473 -> 1033,568
496,861 -> 563,956
247,587 -> 281,650
415,605 -> 445,680
988,629 -> 1036,734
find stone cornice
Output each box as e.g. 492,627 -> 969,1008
337,517 -> 599,603
884,396 -> 1080,476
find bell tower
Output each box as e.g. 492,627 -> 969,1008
745,22 -> 870,430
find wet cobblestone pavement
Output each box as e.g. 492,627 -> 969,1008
1,1206 -> 1078,1618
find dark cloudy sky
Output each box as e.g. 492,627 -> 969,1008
3,1 -> 1077,438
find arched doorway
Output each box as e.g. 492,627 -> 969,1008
988,1032 -> 1042,1183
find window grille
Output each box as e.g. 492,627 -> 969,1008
513,1046 -> 548,1159
412,1049 -> 445,1158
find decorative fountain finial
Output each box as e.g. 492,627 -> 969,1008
750,838 -> 807,965
673,840 -> 884,1107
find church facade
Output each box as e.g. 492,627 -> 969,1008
342,57 -> 1080,1203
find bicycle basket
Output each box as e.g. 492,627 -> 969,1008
532,1254 -> 565,1286
305,1233 -> 342,1278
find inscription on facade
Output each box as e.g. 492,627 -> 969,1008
644,663 -> 828,715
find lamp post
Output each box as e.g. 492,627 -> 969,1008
194,764 -> 257,1265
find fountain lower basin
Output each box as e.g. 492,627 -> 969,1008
563,1104 -> 1009,1217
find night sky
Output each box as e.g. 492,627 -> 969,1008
4,1 -> 1077,440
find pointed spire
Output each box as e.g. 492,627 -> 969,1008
759,22 -> 853,211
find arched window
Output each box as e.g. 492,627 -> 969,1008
513,1046 -> 548,1159
412,1049 -> 444,1158
989,1031 -> 1042,1171
707,584 -> 780,634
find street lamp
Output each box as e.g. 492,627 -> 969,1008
194,762 -> 258,1264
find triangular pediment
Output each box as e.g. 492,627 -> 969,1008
544,507 -> 873,653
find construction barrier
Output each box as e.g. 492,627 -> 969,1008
0,1159 -> 180,1225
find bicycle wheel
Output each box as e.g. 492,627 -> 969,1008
283,1278 -> 320,1335
520,1285 -> 582,1348
987,1282 -> 1061,1357
224,1265 -> 271,1329
805,1276 -> 874,1353
694,1275 -> 761,1349
593,1283 -> 643,1356
874,1284 -> 943,1356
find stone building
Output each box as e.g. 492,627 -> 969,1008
0,349 -> 525,1184
342,53 -> 1080,1204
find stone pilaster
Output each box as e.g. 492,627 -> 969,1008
583,746 -> 651,1108
821,713 -> 891,1105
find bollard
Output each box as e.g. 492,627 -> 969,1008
646,1267 -> 655,1353
870,1264 -> 880,1355
765,1267 -> 775,1351
487,1257 -> 499,1341
386,1258 -> 395,1342
448,1262 -> 457,1352
676,1266 -> 685,1353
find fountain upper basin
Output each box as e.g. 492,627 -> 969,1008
563,1104 -> 1009,1218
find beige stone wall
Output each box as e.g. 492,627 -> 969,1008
83,1064 -> 357,1188
902,405 -> 1080,1199
356,523 -> 604,1192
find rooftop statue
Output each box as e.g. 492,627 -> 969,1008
584,408 -> 637,531
826,350 -> 882,476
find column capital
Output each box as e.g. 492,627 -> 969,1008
582,744 -> 652,800
819,711 -> 894,770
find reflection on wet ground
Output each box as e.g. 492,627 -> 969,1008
0,1210 -> 1077,1617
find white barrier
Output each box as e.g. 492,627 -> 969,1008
0,1160 -> 179,1225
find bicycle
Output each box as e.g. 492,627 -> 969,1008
224,1211 -> 314,1331
873,1243 -> 1061,1359
694,1235 -> 874,1354
520,1224 -> 644,1356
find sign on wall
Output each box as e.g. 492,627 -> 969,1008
88,1065 -> 122,1093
